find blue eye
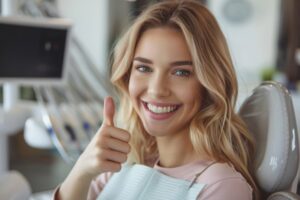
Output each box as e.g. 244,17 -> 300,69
136,65 -> 152,73
174,69 -> 191,77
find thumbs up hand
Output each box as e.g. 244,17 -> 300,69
71,96 -> 131,180
58,97 -> 131,200
103,96 -> 115,126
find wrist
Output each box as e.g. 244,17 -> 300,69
70,164 -> 95,183
59,168 -> 93,200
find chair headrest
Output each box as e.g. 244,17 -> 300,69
239,81 -> 299,193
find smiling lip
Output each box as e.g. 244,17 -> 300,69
141,100 -> 180,120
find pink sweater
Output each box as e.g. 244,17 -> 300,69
88,160 -> 253,200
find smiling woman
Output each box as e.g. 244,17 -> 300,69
55,1 -> 259,200
129,27 -> 202,140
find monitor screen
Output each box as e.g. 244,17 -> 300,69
0,17 -> 71,85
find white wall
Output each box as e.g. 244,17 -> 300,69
57,0 -> 109,74
208,0 -> 280,91
1,0 -> 18,15
56,0 -> 130,75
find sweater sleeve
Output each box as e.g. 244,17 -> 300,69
87,172 -> 113,200
197,177 -> 252,200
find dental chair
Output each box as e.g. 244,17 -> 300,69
239,81 -> 300,200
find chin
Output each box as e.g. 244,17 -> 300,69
143,126 -> 165,137
144,125 -> 176,138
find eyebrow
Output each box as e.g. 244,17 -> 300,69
133,57 -> 193,67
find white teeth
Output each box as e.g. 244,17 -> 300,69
147,103 -> 177,113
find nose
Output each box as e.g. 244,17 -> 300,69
147,72 -> 171,98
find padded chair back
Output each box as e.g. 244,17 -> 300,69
239,81 -> 300,199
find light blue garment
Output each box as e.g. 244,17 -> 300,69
97,164 -> 205,200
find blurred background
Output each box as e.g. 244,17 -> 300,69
0,0 -> 300,199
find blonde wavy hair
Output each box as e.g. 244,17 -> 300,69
110,0 -> 259,198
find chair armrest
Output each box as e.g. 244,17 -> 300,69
268,192 -> 300,200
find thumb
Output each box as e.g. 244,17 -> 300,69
102,96 -> 115,126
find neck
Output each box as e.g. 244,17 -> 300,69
156,132 -> 199,168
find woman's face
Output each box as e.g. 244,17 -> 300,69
129,27 -> 202,137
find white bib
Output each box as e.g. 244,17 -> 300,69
97,164 -> 205,200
